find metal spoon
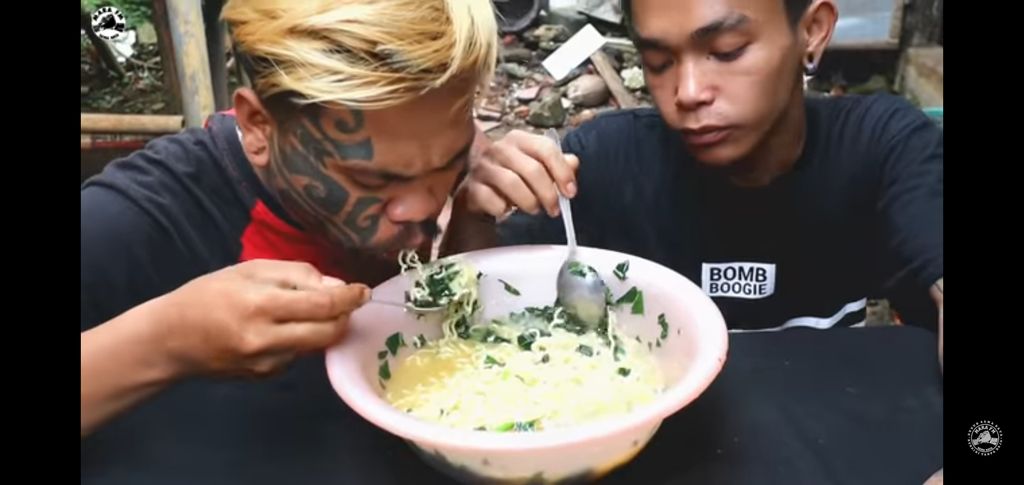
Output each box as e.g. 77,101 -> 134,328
546,128 -> 608,328
367,297 -> 444,313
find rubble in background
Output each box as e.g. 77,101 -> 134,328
478,2 -> 898,139
476,14 -> 651,138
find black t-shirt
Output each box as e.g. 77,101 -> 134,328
498,94 -> 943,331
81,113 -> 363,331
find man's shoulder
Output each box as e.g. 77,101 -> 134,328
80,115 -> 254,329
82,114 -> 248,209
812,94 -> 934,138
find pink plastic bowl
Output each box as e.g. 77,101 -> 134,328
326,245 -> 728,483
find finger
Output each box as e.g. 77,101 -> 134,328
498,148 -> 563,217
235,259 -> 324,290
263,283 -> 371,322
509,132 -> 579,198
244,351 -> 297,378
322,276 -> 346,286
263,319 -> 349,353
565,154 -> 580,171
477,163 -> 544,216
464,181 -> 512,218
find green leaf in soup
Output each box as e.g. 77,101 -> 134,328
567,261 -> 595,278
378,360 -> 391,380
576,344 -> 593,357
498,279 -> 521,296
494,419 -> 539,432
385,332 -> 406,356
613,260 -> 630,281
630,291 -> 645,315
613,336 -> 626,361
514,419 -> 539,431
658,313 -> 669,340
484,355 -> 505,368
614,287 -> 640,306
517,329 -> 541,350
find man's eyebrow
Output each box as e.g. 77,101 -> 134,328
634,35 -> 671,52
633,12 -> 751,51
691,12 -> 751,41
345,140 -> 473,182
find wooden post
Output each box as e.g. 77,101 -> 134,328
81,113 -> 184,134
203,0 -> 230,111
164,0 -> 216,128
151,0 -> 182,114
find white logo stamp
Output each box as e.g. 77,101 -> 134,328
91,6 -> 127,41
968,420 -> 1002,456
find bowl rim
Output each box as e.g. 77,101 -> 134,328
325,244 -> 729,452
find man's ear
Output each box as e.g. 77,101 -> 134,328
798,0 -> 838,72
233,88 -> 275,168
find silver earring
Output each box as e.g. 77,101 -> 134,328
803,56 -> 817,91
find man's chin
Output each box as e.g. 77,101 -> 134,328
684,140 -> 737,165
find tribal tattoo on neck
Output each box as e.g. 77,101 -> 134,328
268,107 -> 383,248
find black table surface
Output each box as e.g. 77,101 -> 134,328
81,326 -> 943,485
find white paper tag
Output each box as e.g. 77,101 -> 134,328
541,24 -> 606,81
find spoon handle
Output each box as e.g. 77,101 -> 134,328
369,298 -> 407,309
545,128 -> 578,258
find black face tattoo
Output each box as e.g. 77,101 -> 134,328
268,107 -> 384,249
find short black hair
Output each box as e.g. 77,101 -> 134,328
782,0 -> 814,25
621,0 -> 813,34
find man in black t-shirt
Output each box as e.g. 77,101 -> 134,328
447,5 -> 942,478
80,0 -> 507,436
447,0 -> 942,348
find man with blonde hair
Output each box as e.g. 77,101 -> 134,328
80,0 -> 541,436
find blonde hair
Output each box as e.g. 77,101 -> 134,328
222,0 -> 497,111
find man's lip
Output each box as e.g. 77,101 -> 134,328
680,126 -> 732,147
